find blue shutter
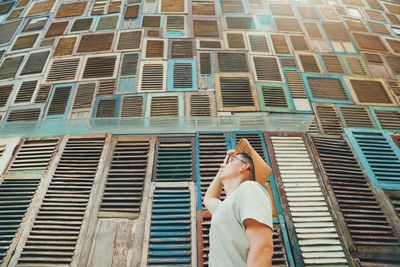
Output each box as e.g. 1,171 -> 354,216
345,129 -> 400,190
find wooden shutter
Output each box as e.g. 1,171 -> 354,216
313,103 -> 343,135
14,80 -> 38,104
188,93 -> 213,116
311,136 -> 400,263
217,52 -> 248,72
322,22 -> 350,41
321,55 -> 345,74
252,56 -> 282,81
306,76 -> 350,102
344,56 -> 368,76
117,30 -> 142,50
345,19 -> 368,32
297,5 -> 319,19
161,0 -> 184,12
95,97 -> 118,117
225,32 -> 246,49
166,15 -> 185,31
153,138 -> 194,182
47,85 -> 73,117
196,132 -> 229,208
385,190 -> 400,219
11,33 -> 39,51
46,58 -> 80,82
0,84 -> 14,108
199,53 -> 211,75
145,183 -> 195,266
0,55 -> 24,80
34,85 -> 51,104
346,129 -> 400,190
70,18 -> 93,32
283,69 -> 311,111
121,95 -> 143,117
150,95 -> 180,116
298,54 -> 321,73
0,21 -> 21,45
338,105 -> 375,128
192,2 -> 216,15
267,133 -> 349,266
304,22 -> 323,39
270,3 -> 294,16
248,33 -> 269,53
96,15 -> 119,30
125,5 -> 139,19
72,83 -> 95,111
289,35 -> 309,51
259,84 -> 289,111
170,40 -> 193,58
27,0 -> 55,16
54,37 -> 77,57
142,15 -> 161,27
20,50 -> 50,76
56,2 -> 86,18
271,34 -> 290,55
347,78 -> 394,105
99,137 -> 150,218
371,108 -> 400,130
82,55 -> 117,79
386,38 -> 400,54
17,136 -> 105,266
120,53 -> 138,77
353,32 -> 388,52
7,107 -> 41,122
215,74 -> 258,111
170,61 -> 195,90
385,55 -> 400,76
145,39 -> 164,58
45,21 -> 69,38
193,20 -> 219,37
77,33 -> 114,53
274,18 -> 302,32
220,0 -> 245,13
226,17 -> 255,30
197,211 -> 211,266
138,62 -> 166,92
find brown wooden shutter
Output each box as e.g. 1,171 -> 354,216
197,211 -> 211,266
193,20 -> 219,37
150,95 -> 179,116
307,76 -> 349,101
353,32 -> 388,52
77,33 -> 114,53
173,62 -> 193,89
199,53 -> 211,75
338,105 -> 375,128
0,20 -> 21,45
72,83 -> 96,110
145,39 -> 164,58
139,62 -> 166,92
217,52 -> 248,72
170,40 -> 193,58
298,54 -> 321,73
285,69 -> 307,98
189,93 -> 212,116
15,80 -> 38,104
161,0 -> 184,12
192,2 -> 216,15
313,103 -> 343,135
82,55 -> 117,79
271,34 -> 290,54
297,6 -> 319,19
0,84 -> 13,108
45,21 -> 69,38
226,17 -> 255,30
27,0 -> 55,16
261,85 -> 288,109
215,74 -> 258,111
373,109 -> 400,130
289,35 -> 309,51
54,36 -> 77,57
221,0 -> 245,13
47,86 -> 72,116
270,3 -> 294,16
46,58 -> 80,82
344,56 -> 368,76
11,33 -> 39,50
117,30 -> 142,50
304,22 -> 323,38
56,2 -> 87,18
120,53 -> 139,77
7,108 -> 41,122
166,16 -> 185,30
348,78 -> 394,105
96,98 -> 117,117
252,56 -> 282,81
125,5 -> 139,19
321,55 -> 345,74
35,85 -> 51,104
274,17 -> 301,32
121,95 -> 143,117
97,80 -> 116,95
226,33 -> 245,49
96,15 -> 119,30
248,34 -> 269,53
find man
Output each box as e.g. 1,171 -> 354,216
204,138 -> 274,267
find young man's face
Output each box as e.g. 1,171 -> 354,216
219,154 -> 250,182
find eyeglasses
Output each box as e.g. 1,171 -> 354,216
225,155 -> 252,170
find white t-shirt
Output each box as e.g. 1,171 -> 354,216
208,180 -> 273,267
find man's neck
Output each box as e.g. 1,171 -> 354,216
222,178 -> 242,196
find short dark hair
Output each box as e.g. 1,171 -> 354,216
236,152 -> 255,181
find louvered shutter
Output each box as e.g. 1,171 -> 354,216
289,35 -> 310,51
14,80 -> 38,104
145,39 -> 165,58
0,84 -> 14,108
117,30 -> 142,50
71,83 -> 96,118
0,20 -> 21,46
144,183 -> 196,266
305,75 -> 351,103
46,58 -> 80,82
252,56 -> 282,82
384,190 -> 400,219
247,33 -> 269,53
193,20 -> 219,37
70,18 -> 93,32
199,53 -> 211,75
283,69 -> 311,112
311,136 -> 400,263
153,137 -> 195,182
96,15 -> 119,31
0,55 -> 24,80
226,17 -> 255,30
82,55 -> 118,80
271,34 -> 290,55
192,2 -> 216,15
45,21 -> 69,38
99,137 -> 150,218
11,33 -> 39,51
16,136 -> 106,266
352,32 -> 388,52
344,56 -> 369,76
217,52 -> 248,72
348,78 -> 395,106
20,50 -> 50,76
46,84 -> 73,118
138,62 -> 166,92
149,95 -> 181,117
188,94 -> 213,116
321,54 -> 345,74
170,40 -> 193,58
258,84 -> 291,112
225,32 -> 246,49
120,53 -> 139,77
168,60 -> 196,91
298,54 -> 321,73
7,107 -> 41,122
77,33 -> 114,53
121,95 -> 143,117
197,211 -> 211,266
53,36 -> 77,57
196,132 -> 229,208
266,133 -> 349,266
215,74 -> 258,112
345,129 -> 400,190
337,105 -> 376,128
370,107 -> 400,131
313,103 -> 343,135
55,2 -> 86,18
94,96 -> 120,118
